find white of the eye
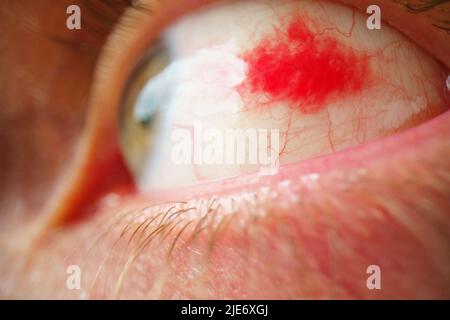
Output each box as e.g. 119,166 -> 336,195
134,39 -> 247,122
133,40 -> 248,191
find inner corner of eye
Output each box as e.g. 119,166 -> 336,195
117,0 -> 450,192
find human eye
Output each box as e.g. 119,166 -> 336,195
1,0 -> 449,300
115,0 -> 449,191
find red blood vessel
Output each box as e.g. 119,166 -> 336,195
242,16 -> 371,113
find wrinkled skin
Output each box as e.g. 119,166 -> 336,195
0,0 -> 449,299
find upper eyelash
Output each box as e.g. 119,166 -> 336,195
44,0 -> 449,52
399,0 -> 450,32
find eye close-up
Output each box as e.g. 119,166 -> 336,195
0,0 -> 449,304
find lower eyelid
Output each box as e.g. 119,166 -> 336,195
76,113 -> 450,298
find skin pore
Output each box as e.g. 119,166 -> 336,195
0,0 -> 449,298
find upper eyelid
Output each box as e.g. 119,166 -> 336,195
96,0 -> 450,28
38,1 -> 130,52
35,0 -> 449,52
401,0 -> 450,32
103,0 -> 450,64
402,0 -> 448,13
78,0 -> 133,28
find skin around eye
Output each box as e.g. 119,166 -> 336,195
120,0 -> 449,191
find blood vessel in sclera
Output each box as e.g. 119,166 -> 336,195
242,16 -> 371,113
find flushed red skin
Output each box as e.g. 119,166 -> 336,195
242,15 -> 370,113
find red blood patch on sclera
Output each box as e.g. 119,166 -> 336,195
242,17 -> 370,113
